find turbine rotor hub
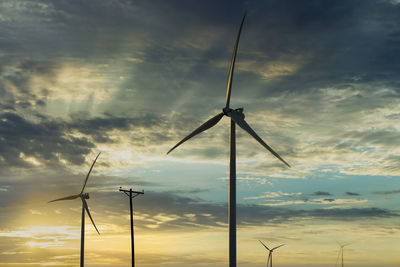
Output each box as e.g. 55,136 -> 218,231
82,193 -> 90,199
222,107 -> 232,115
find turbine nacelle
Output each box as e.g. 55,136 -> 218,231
234,108 -> 244,119
223,107 -> 245,119
81,193 -> 90,199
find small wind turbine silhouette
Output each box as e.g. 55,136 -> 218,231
49,152 -> 101,267
167,14 -> 290,267
335,241 -> 351,267
259,240 -> 284,267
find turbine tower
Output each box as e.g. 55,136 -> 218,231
335,242 -> 351,267
167,14 -> 290,267
49,152 -> 101,267
259,240 -> 284,267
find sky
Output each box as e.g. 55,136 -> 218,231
1,0 -> 400,266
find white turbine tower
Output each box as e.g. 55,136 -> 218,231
259,240 -> 285,267
167,14 -> 290,267
335,242 -> 351,267
49,152 -> 101,267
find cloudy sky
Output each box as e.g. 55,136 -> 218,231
1,0 -> 400,266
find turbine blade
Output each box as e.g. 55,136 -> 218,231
267,252 -> 271,267
82,198 -> 100,235
167,112 -> 224,154
228,110 -> 290,167
48,194 -> 80,203
259,240 -> 270,251
272,244 -> 285,250
80,152 -> 101,195
225,13 -> 246,108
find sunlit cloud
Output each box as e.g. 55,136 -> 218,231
259,198 -> 368,207
245,191 -> 302,200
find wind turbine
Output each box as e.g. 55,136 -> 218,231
49,152 -> 101,267
167,14 -> 290,267
335,242 -> 351,267
259,240 -> 284,267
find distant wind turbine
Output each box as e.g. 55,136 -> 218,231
167,13 -> 290,267
335,241 -> 351,267
259,240 -> 284,267
49,152 -> 101,267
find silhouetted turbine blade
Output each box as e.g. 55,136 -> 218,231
82,198 -> 100,235
225,13 -> 246,108
259,240 -> 270,251
272,244 -> 285,250
228,110 -> 290,167
80,152 -> 101,195
48,194 -> 81,203
167,112 -> 224,154
267,252 -> 271,267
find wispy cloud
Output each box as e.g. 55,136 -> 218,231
373,189 -> 400,195
258,198 -> 368,207
245,191 -> 302,200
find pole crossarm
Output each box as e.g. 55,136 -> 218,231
119,187 -> 144,198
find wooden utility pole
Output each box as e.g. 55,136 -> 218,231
119,187 -> 144,267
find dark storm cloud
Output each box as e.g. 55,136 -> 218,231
114,0 -> 400,103
2,0 -> 400,90
5,0 -> 398,112
312,191 -> 332,196
0,111 -> 171,169
0,112 -> 93,167
345,192 -> 360,196
2,0 -> 400,133
0,58 -> 54,112
68,113 -> 165,144
91,190 -> 398,230
246,0 -> 400,93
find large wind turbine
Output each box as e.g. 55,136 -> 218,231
259,240 -> 285,267
167,14 -> 290,267
49,152 -> 101,267
335,242 -> 351,267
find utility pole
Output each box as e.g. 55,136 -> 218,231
119,187 -> 144,267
